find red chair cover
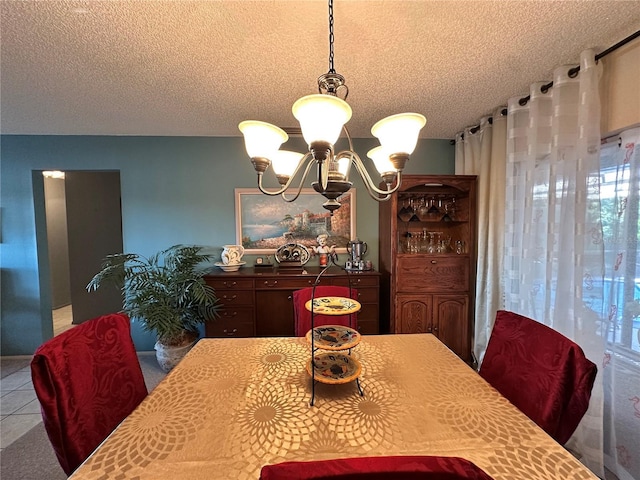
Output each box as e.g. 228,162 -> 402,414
479,310 -> 597,444
293,286 -> 359,336
31,313 -> 148,475
260,455 -> 494,480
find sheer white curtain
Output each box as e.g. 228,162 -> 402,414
455,111 -> 507,362
600,127 -> 640,480
503,49 -> 605,474
457,45 -> 640,479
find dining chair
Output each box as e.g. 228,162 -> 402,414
293,285 -> 358,336
260,455 -> 494,479
31,312 -> 148,475
479,310 -> 597,445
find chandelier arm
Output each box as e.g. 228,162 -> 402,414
256,153 -> 314,196
280,156 -> 317,203
342,125 -> 355,152
257,175 -> 289,196
347,152 -> 402,199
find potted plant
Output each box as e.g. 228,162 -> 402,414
87,244 -> 220,372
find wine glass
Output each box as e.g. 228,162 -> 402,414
441,196 -> 456,222
427,195 -> 440,220
398,198 -> 412,222
418,196 -> 429,221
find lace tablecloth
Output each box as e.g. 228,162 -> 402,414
70,334 -> 597,479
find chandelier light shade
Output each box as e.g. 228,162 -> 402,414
333,155 -> 351,180
270,150 -> 304,183
371,113 -> 426,156
292,94 -> 353,147
238,0 -> 426,213
238,120 -> 288,161
366,146 -> 396,176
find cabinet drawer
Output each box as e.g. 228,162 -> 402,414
396,257 -> 469,292
207,278 -> 254,290
217,306 -> 254,321
256,277 -> 316,289
358,303 -> 378,322
355,287 -> 379,304
205,315 -> 254,338
357,319 -> 379,335
217,290 -> 254,306
331,276 -> 379,288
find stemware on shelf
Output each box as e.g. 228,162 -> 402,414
417,197 -> 429,221
398,198 -> 410,222
396,190 -> 469,256
427,195 -> 440,219
441,196 -> 456,221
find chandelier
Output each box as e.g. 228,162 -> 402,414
238,0 -> 426,213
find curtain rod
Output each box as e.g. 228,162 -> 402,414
452,28 -> 640,144
516,29 -> 640,107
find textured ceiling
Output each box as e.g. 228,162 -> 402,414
1,1 -> 639,140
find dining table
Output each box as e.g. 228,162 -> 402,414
69,333 -> 598,479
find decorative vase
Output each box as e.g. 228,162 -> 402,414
154,338 -> 198,372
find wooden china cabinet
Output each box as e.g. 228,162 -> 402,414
379,175 -> 477,364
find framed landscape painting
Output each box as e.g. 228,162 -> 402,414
235,188 -> 356,254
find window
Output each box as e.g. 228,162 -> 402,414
599,137 -> 640,354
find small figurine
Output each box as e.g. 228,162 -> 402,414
312,233 -> 336,266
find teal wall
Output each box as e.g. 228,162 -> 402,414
0,135 -> 454,355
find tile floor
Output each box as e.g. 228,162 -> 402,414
1,305 -> 74,452
0,306 -> 166,454
0,353 -> 166,454
0,360 -> 42,452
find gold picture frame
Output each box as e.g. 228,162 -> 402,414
234,188 -> 356,254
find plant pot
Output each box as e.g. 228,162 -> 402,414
154,338 -> 198,372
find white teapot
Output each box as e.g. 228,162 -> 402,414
221,245 -> 245,265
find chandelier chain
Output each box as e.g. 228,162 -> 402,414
328,0 -> 335,74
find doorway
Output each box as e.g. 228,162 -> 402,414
42,170 -> 124,334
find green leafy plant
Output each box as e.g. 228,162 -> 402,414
87,244 -> 220,346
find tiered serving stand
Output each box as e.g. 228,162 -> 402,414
304,257 -> 365,406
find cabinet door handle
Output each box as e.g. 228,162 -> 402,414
263,280 -> 278,287
431,260 -> 437,264
223,311 -> 237,318
223,281 -> 237,287
222,294 -> 237,301
433,326 -> 439,332
426,327 -> 432,333
223,328 -> 238,336
287,295 -> 292,301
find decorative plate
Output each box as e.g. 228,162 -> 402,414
304,296 -> 361,315
214,261 -> 246,272
306,352 -> 362,384
275,243 -> 310,265
305,325 -> 361,350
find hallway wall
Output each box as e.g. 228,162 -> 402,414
44,176 -> 71,309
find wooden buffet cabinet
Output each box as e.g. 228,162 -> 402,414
204,267 -> 380,338
379,175 -> 477,363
